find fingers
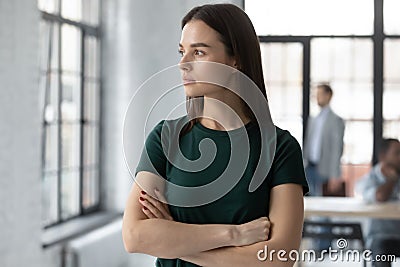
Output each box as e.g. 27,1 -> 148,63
139,190 -> 173,220
140,195 -> 165,219
141,205 -> 156,219
154,189 -> 172,215
264,217 -> 271,240
257,216 -> 271,240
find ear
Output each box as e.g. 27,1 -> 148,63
229,56 -> 239,69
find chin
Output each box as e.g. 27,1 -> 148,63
184,83 -> 222,98
184,84 -> 203,97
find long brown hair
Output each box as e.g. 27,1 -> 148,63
180,4 -> 267,137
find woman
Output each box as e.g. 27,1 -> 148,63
122,4 -> 309,267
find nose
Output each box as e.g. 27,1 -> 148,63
179,53 -> 193,72
179,62 -> 192,72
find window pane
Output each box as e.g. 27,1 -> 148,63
38,0 -> 59,14
50,24 -> 60,70
83,125 -> 99,165
39,21 -> 51,72
61,0 -> 82,21
246,0 -> 374,35
311,39 -> 373,119
384,40 -> 400,83
84,36 -> 100,78
343,121 -> 373,164
44,125 -> 59,172
311,38 -> 373,165
84,82 -> 100,121
61,124 -> 80,168
311,38 -> 373,84
39,22 -> 59,72
260,43 -> 303,144
61,24 -> 81,73
82,0 -> 100,26
41,72 -> 59,123
384,120 -> 400,141
61,74 -> 81,121
82,169 -> 99,210
384,0 -> 400,35
383,84 -> 400,120
61,170 -> 80,219
383,40 -> 400,140
321,82 -> 373,120
42,173 -> 58,226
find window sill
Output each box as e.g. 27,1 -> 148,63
42,211 -> 122,248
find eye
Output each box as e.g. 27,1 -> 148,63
194,49 -> 205,56
178,50 -> 184,57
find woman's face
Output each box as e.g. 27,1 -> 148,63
179,20 -> 236,97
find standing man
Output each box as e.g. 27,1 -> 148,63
304,84 -> 345,196
356,138 -> 400,267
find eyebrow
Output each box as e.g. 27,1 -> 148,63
179,42 -> 211,48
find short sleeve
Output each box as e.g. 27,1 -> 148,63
269,129 -> 309,195
135,120 -> 167,178
355,171 -> 380,203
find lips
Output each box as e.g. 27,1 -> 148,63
182,77 -> 196,85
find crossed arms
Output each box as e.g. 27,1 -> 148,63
122,171 -> 305,267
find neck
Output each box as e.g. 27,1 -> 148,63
320,104 -> 329,109
200,91 -> 251,131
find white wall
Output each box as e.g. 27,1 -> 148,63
101,0 -> 243,212
0,0 -> 62,266
0,0 -> 242,266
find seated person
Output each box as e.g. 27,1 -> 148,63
356,138 -> 400,267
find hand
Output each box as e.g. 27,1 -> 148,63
233,217 -> 270,246
381,165 -> 400,182
327,178 -> 343,194
139,189 -> 173,221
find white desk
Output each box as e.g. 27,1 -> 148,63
304,197 -> 400,219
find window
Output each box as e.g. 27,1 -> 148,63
310,38 -> 373,165
261,43 -> 303,144
384,0 -> 400,35
246,0 -> 398,195
39,0 -> 101,227
246,0 -> 374,36
383,39 -> 400,140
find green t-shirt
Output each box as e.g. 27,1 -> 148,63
135,116 -> 309,267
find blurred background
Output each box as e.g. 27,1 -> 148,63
0,0 -> 399,266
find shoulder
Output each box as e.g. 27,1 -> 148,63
270,127 -> 309,194
148,115 -> 188,136
275,127 -> 302,152
328,109 -> 344,123
273,126 -> 304,163
369,164 -> 383,180
356,164 -> 383,192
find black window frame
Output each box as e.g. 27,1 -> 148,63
39,1 -> 102,228
245,0 -> 399,164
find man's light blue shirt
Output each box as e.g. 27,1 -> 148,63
356,164 -> 400,245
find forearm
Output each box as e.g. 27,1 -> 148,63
124,218 -> 235,259
181,184 -> 305,267
181,239 -> 297,267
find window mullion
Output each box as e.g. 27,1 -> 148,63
373,0 -> 384,164
79,29 -> 85,214
57,21 -> 62,223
